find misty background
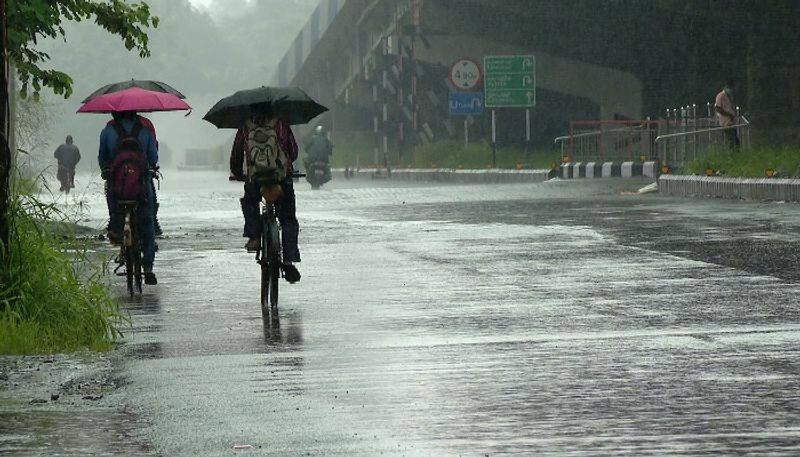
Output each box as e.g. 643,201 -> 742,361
25,0 -> 319,172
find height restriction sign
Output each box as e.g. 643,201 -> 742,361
449,58 -> 482,91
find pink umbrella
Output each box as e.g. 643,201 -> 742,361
77,87 -> 191,113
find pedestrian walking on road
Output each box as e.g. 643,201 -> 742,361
715,79 -> 740,149
54,135 -> 81,193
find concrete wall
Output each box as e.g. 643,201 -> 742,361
659,175 -> 800,202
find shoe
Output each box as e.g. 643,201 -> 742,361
144,272 -> 158,285
245,237 -> 261,252
282,263 -> 301,284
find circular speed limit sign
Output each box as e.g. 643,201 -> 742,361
449,58 -> 482,91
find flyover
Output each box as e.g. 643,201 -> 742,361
275,0 -> 644,162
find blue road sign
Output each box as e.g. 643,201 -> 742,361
449,92 -> 484,116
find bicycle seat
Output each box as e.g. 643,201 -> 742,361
117,200 -> 139,210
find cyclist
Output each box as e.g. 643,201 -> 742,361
108,112 -> 163,236
229,106 -> 301,284
99,111 -> 159,285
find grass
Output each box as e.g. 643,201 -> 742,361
684,147 -> 800,178
0,174 -> 125,354
330,139 -> 559,170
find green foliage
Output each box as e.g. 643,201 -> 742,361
0,174 -> 125,354
7,0 -> 159,98
330,139 -> 558,170
684,148 -> 800,178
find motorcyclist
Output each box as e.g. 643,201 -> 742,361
304,125 -> 333,182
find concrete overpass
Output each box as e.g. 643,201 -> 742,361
275,0 -> 644,162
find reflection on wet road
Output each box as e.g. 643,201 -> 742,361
89,173 -> 800,455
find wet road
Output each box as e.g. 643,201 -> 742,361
60,174 -> 800,454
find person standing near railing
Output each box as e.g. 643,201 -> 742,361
715,79 -> 740,149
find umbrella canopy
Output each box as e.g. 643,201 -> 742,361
82,79 -> 186,103
77,87 -> 192,114
203,86 -> 327,128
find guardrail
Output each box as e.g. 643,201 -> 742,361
654,116 -> 751,167
553,120 -> 662,163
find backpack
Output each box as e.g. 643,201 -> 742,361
110,122 -> 149,201
246,118 -> 288,184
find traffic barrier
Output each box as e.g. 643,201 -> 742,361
557,161 -> 653,180
561,163 -> 573,179
572,162 -> 585,178
659,175 -> 800,202
643,161 -> 659,178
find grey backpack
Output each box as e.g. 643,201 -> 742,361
246,118 -> 288,184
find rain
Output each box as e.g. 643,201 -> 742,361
1,1 -> 800,455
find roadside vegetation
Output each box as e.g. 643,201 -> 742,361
0,1 -> 160,354
331,139 -> 559,170
0,173 -> 125,354
684,148 -> 800,178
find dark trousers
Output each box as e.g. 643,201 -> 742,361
241,179 -> 300,263
105,177 -> 157,267
726,128 -> 741,150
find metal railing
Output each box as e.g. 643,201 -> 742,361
654,116 -> 751,167
554,102 -> 752,166
554,120 -> 662,163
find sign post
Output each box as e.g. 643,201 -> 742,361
484,55 -> 536,165
448,58 -> 483,150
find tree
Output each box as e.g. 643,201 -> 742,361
1,0 -> 158,254
8,0 -> 159,99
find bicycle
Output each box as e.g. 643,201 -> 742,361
114,200 -> 143,296
253,173 -> 304,322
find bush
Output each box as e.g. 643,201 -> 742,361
331,138 -> 558,170
684,148 -> 800,178
0,179 -> 125,354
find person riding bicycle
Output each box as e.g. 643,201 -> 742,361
229,105 -> 301,284
99,111 -> 159,285
107,112 -> 163,236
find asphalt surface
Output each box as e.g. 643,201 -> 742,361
6,173 -> 800,456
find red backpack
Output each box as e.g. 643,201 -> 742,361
110,122 -> 148,201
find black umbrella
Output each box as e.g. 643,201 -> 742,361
203,86 -> 327,128
82,79 -> 186,103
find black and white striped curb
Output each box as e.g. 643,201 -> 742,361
659,175 -> 800,202
560,161 -> 659,179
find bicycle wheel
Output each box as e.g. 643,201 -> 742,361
267,221 -> 281,311
124,211 -> 135,296
133,249 -> 143,294
260,231 -> 270,321
125,247 -> 134,296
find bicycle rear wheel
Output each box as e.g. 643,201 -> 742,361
266,221 -> 281,311
125,247 -> 134,296
259,231 -> 281,321
124,211 -> 135,296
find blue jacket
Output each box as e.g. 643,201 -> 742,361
98,118 -> 159,168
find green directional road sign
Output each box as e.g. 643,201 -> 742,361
484,55 -> 536,108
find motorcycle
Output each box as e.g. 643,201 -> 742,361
304,160 -> 331,190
